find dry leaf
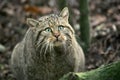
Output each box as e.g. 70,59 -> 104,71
23,5 -> 52,15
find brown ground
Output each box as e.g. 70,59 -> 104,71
0,0 -> 120,80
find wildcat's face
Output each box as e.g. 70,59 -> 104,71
37,14 -> 74,46
27,7 -> 74,48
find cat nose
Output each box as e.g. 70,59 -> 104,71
53,32 -> 60,38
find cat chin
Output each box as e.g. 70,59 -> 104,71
53,41 -> 63,47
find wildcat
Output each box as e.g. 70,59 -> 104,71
11,7 -> 85,80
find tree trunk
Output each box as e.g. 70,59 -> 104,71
78,0 -> 90,52
59,61 -> 120,80
57,0 -> 67,10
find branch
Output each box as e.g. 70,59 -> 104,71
59,61 -> 120,80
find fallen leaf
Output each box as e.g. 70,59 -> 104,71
23,5 -> 52,15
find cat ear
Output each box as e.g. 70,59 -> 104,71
27,18 -> 40,27
59,7 -> 69,22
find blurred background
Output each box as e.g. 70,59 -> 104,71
0,0 -> 120,80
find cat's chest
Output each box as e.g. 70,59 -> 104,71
53,55 -> 73,79
27,53 -> 73,80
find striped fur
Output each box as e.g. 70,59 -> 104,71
11,7 -> 85,80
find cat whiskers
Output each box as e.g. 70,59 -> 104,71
35,38 -> 45,50
63,42 -> 67,55
49,43 -> 53,53
39,42 -> 47,58
36,42 -> 43,50
35,38 -> 54,61
43,42 -> 49,60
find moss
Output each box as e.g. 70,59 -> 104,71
60,61 -> 120,80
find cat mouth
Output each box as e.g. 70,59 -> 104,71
54,40 -> 62,43
54,38 -> 62,42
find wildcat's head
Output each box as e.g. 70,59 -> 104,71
27,7 -> 75,49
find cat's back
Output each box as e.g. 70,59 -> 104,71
11,42 -> 26,80
11,42 -> 24,65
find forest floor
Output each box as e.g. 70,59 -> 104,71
0,0 -> 120,80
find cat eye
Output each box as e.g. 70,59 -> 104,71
58,25 -> 64,31
45,27 -> 52,32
